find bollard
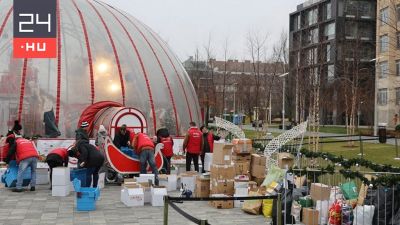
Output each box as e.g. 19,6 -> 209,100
164,196 -> 169,225
277,193 -> 282,225
200,220 -> 208,225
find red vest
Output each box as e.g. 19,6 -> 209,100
136,133 -> 154,153
161,137 -> 173,157
49,148 -> 68,160
15,138 -> 39,163
207,133 -> 214,153
186,127 -> 202,154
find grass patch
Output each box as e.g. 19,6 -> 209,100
304,138 -> 400,167
317,126 -> 372,135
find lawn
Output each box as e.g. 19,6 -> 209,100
317,126 -> 373,135
303,138 -> 400,167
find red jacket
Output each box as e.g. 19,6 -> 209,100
49,148 -> 68,160
15,138 -> 39,163
161,137 -> 174,157
186,127 -> 202,154
206,133 -> 214,153
135,133 -> 154,153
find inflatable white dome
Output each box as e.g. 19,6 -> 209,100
0,0 -> 201,137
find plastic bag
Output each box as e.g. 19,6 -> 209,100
341,204 -> 353,225
262,199 -> 273,218
340,181 -> 358,200
364,186 -> 400,225
242,191 -> 262,215
329,200 -> 342,225
353,205 -> 375,225
316,200 -> 329,225
291,201 -> 301,224
261,166 -> 285,187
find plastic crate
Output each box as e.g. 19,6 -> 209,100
70,168 -> 87,187
1,160 -> 31,188
73,178 -> 100,211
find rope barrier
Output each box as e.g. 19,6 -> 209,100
168,201 -> 207,225
167,195 -> 277,202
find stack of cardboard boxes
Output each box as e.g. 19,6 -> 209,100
231,139 -> 252,208
250,154 -> 267,185
52,167 -> 71,197
120,176 -> 167,207
209,143 -> 235,209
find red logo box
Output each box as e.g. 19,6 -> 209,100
13,38 -> 57,58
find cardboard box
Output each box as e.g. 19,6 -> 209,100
136,174 -> 155,184
234,194 -> 247,208
209,194 -> 234,209
248,181 -> 258,192
277,152 -> 294,169
139,182 -> 151,203
210,164 -> 235,180
232,153 -> 251,162
250,164 -> 266,178
52,167 -> 70,186
251,176 -> 265,186
204,153 -> 213,171
212,143 -> 233,165
210,180 -> 234,195
121,188 -> 144,207
232,138 -> 252,154
196,177 -> 210,198
91,172 -> 105,189
251,154 -> 266,166
151,186 -> 167,207
302,208 -> 319,225
235,187 -> 248,196
52,185 -> 70,197
159,174 -> 177,192
180,173 -> 197,192
234,162 -> 250,176
36,168 -> 49,185
310,183 -> 331,201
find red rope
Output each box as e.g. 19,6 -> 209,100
71,0 -> 95,104
55,0 -> 62,125
18,59 -> 28,122
97,3 -> 158,133
0,7 -> 12,38
87,0 -> 126,106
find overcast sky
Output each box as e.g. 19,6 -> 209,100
103,0 -> 305,61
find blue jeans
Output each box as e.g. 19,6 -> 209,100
17,157 -> 37,189
85,167 -> 100,188
139,149 -> 159,185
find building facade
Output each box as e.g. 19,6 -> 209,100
289,0 -> 376,125
376,0 -> 400,130
184,57 -> 285,122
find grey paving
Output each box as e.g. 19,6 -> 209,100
0,184 -> 270,225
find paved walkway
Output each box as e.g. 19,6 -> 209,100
0,184 -> 269,225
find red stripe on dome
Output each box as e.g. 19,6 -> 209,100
87,0 -> 126,106
140,25 -> 193,123
97,3 -> 157,133
106,5 -> 180,135
55,0 -> 61,125
18,58 -> 28,122
71,0 -> 95,104
0,7 -> 12,38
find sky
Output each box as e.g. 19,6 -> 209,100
102,0 -> 305,61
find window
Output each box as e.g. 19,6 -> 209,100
328,64 -> 334,83
326,44 -> 331,62
380,35 -> 389,53
359,2 -> 372,18
380,7 -> 389,25
297,14 -> 301,29
326,2 -> 332,20
397,60 -> 400,76
307,8 -> 318,26
379,61 -> 388,78
397,32 -> 400,49
397,4 -> 400,22
311,28 -> 319,43
378,88 -> 388,105
325,23 -> 335,40
396,88 -> 400,105
345,1 -> 357,16
307,48 -> 318,65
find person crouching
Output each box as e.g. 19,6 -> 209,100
46,147 -> 69,190
133,132 -> 159,185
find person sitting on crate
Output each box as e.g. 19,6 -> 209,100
133,132 -> 159,185
5,132 -> 39,192
73,129 -> 105,188
200,126 -> 220,173
183,122 -> 202,172
45,147 -> 70,190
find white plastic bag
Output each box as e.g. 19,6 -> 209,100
353,205 -> 375,225
316,200 -> 329,225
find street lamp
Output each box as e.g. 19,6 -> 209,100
279,72 -> 289,130
370,57 -> 380,136
233,83 -> 237,113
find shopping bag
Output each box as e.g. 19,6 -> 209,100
262,199 -> 273,218
340,181 -> 358,200
242,191 -> 262,215
353,205 -> 375,225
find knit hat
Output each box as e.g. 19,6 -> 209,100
81,121 -> 89,128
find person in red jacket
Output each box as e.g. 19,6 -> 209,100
183,122 -> 202,172
200,126 -> 221,173
6,134 -> 39,192
133,132 -> 159,185
46,147 -> 69,189
156,128 -> 174,174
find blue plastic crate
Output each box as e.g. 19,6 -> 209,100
73,178 -> 100,211
1,160 -> 31,188
70,168 -> 87,187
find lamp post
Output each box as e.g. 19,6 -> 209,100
279,72 -> 289,130
370,57 -> 381,136
233,83 -> 237,113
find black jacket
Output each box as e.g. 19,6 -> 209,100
76,139 -> 104,168
113,130 -> 131,149
75,128 -> 89,141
